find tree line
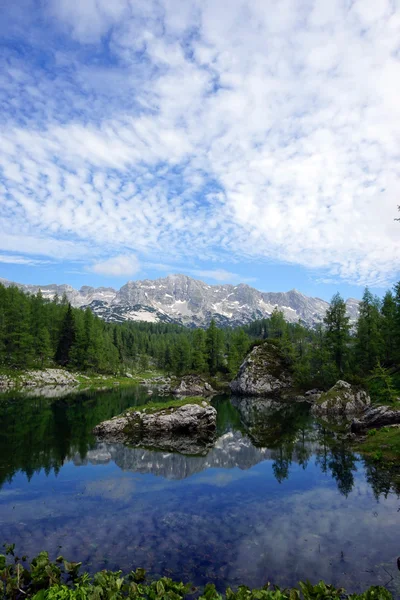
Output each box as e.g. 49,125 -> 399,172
1,282 -> 400,398
243,286 -> 400,400
0,284 -> 251,377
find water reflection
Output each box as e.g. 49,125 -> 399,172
1,387 -> 399,497
0,386 -> 399,595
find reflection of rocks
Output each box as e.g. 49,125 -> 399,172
231,396 -> 318,456
230,341 -> 293,396
351,405 -> 400,433
311,381 -> 370,417
76,423 -> 319,480
93,404 -> 217,455
73,432 -> 275,479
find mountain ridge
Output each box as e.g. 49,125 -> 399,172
0,274 -> 359,328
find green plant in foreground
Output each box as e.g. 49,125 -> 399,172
0,547 -> 393,600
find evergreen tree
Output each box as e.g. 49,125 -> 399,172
380,290 -> 396,364
55,304 -> 76,366
192,329 -> 208,373
269,308 -> 287,339
355,288 -> 383,374
206,319 -> 224,375
323,293 -> 350,375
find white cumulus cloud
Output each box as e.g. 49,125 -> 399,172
0,0 -> 400,287
90,255 -> 141,277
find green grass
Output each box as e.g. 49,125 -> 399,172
354,426 -> 400,461
126,396 -> 208,415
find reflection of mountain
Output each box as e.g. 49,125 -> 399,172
72,429 -> 320,481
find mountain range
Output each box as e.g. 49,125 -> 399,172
0,274 -> 359,328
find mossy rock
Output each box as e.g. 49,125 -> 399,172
230,340 -> 293,397
312,380 -> 370,417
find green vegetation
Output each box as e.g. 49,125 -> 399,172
354,426 -> 400,461
0,284 -> 251,378
126,396 -> 207,414
0,546 -> 393,600
2,279 -> 400,405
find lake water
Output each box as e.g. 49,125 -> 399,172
0,385 -> 399,596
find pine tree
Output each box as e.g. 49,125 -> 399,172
269,308 -> 287,339
379,290 -> 396,364
55,304 -> 76,366
355,288 -> 383,374
192,329 -> 208,373
323,293 -> 350,375
206,319 -> 224,375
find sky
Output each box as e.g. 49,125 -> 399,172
0,0 -> 400,301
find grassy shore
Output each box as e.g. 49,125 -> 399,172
126,396 -> 208,415
354,426 -> 400,462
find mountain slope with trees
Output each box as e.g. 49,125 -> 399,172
1,282 -> 400,403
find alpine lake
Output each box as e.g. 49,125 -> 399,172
0,385 -> 399,596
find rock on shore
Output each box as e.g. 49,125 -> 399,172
351,405 -> 400,433
230,341 -> 293,396
173,375 -> 217,397
93,403 -> 217,455
0,368 -> 79,390
311,380 -> 370,417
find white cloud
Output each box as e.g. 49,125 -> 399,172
189,269 -> 255,284
90,254 -> 141,277
1,0 -> 400,287
0,254 -> 51,266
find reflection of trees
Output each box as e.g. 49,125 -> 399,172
233,399 -> 316,484
327,443 -> 357,497
272,446 -> 292,483
315,427 -> 357,496
0,386 -> 150,488
362,458 -> 400,500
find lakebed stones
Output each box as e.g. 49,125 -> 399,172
351,405 -> 400,433
93,403 -> 217,455
311,380 -> 370,418
230,340 -> 293,397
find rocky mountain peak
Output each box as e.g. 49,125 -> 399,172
0,274 -> 360,328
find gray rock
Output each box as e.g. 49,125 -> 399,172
351,405 -> 400,433
93,403 -> 217,455
173,375 -> 217,397
230,341 -> 293,397
311,380 -> 370,417
0,369 -> 79,390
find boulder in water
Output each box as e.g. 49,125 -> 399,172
93,402 -> 217,454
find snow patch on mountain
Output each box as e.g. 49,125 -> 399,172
0,274 -> 359,328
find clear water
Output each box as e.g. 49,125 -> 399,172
0,386 -> 399,596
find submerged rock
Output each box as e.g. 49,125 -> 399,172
173,375 -> 217,397
351,405 -> 400,433
93,403 -> 217,455
311,380 -> 370,417
230,340 -> 293,396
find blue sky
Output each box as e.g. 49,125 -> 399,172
0,0 -> 400,302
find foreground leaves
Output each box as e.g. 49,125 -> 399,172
0,548 -> 393,600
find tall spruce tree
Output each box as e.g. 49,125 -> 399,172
355,288 -> 382,374
380,290 -> 396,364
323,293 -> 350,375
206,318 -> 224,375
55,304 -> 76,366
